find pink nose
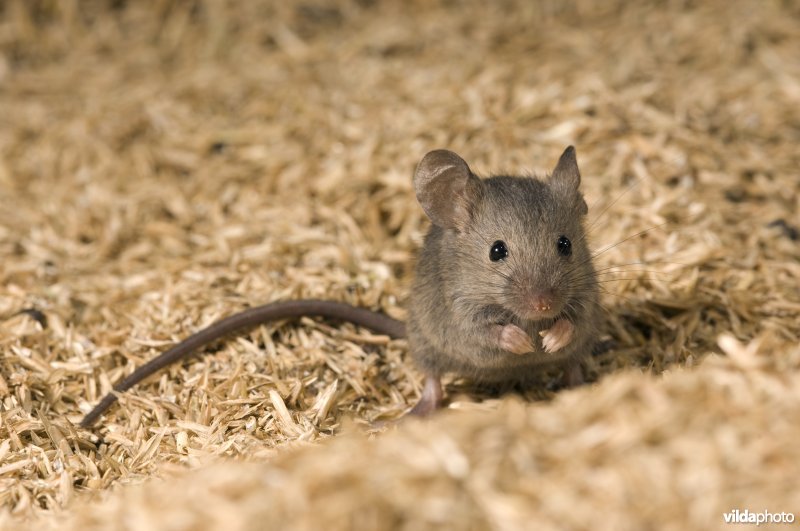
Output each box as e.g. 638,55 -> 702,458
528,292 -> 555,313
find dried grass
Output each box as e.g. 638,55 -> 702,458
0,0 -> 798,528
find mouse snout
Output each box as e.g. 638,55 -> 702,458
513,290 -> 560,320
527,291 -> 555,313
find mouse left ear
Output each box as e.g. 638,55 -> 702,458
549,146 -> 588,215
414,150 -> 484,231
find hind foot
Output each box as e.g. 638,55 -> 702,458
409,374 -> 443,416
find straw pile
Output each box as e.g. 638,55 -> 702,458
0,0 -> 798,529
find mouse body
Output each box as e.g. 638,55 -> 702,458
407,147 -> 599,414
80,147 -> 599,427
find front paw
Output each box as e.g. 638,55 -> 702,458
496,324 -> 535,355
539,319 -> 574,353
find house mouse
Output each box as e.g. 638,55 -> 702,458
80,146 -> 599,428
407,146 -> 599,414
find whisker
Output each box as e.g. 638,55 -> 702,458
588,223 -> 670,261
573,175 -> 644,247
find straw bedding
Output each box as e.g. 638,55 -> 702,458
0,0 -> 798,529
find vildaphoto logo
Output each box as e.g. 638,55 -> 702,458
723,509 -> 795,526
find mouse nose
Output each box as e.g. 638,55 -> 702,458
528,291 -> 555,314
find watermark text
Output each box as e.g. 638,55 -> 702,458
723,509 -> 795,526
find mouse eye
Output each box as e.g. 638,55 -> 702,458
489,240 -> 508,261
557,236 -> 572,257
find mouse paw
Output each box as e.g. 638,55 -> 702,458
540,319 -> 574,354
562,360 -> 584,388
495,324 -> 535,355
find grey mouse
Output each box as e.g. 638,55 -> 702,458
407,146 -> 599,414
80,146 -> 598,427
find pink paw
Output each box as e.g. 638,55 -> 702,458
540,319 -> 574,354
497,324 -> 535,355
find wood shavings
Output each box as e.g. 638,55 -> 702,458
0,0 -> 799,528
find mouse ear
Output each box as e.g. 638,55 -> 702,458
549,146 -> 588,215
414,150 -> 484,230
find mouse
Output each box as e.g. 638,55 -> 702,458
407,146 -> 599,414
79,146 -> 599,428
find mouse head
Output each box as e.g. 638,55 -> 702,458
414,147 -> 593,322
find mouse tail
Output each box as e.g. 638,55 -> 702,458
80,300 -> 405,428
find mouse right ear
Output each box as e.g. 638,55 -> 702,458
549,146 -> 588,216
414,150 -> 484,231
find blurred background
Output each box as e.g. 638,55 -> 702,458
2,0 -> 797,294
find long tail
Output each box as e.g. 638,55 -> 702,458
80,300 -> 405,428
